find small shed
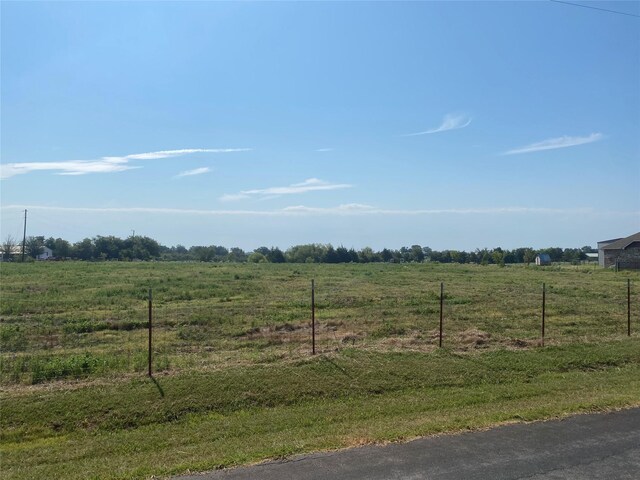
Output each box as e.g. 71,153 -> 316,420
535,254 -> 551,266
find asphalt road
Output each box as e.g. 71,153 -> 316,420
176,408 -> 640,480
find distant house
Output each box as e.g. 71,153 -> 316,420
598,232 -> 640,269
597,237 -> 622,266
37,246 -> 54,261
535,254 -> 551,266
0,246 -> 22,262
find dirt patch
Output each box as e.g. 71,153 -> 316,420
242,323 -> 307,338
324,320 -> 344,331
376,330 -> 436,352
243,326 -> 262,336
457,328 -> 491,348
509,338 -> 537,348
274,323 -> 300,333
427,329 -> 444,341
340,332 -> 362,345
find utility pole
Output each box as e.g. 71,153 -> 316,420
21,209 -> 27,262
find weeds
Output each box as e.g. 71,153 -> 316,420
0,261 -> 637,386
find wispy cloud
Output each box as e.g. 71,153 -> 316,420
175,167 -> 211,178
5,204 -> 635,217
279,205 -> 600,216
1,159 -> 140,178
219,193 -> 251,202
402,113 -> 472,136
0,148 -> 250,179
220,178 -> 352,202
504,133 -> 603,155
315,148 -> 334,152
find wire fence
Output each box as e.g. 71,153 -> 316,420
0,266 -> 637,384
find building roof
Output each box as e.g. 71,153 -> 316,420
597,237 -> 622,246
600,232 -> 640,250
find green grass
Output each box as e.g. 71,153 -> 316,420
1,262 -> 637,384
2,341 -> 639,479
0,262 -> 639,478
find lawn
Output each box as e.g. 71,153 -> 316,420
1,262 -> 638,478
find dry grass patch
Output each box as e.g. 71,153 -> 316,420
457,328 -> 492,349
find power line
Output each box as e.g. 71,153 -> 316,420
550,0 -> 640,18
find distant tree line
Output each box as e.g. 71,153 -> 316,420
1,235 -> 161,261
1,234 -> 595,265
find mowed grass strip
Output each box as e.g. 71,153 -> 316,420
2,339 -> 639,479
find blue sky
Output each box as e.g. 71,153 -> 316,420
1,1 -> 639,250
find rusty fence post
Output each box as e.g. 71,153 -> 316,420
541,283 -> 546,347
628,279 -> 631,337
439,282 -> 444,348
311,279 -> 316,355
148,288 -> 153,377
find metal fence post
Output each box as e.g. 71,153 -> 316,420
439,282 -> 444,348
311,279 -> 316,355
541,283 -> 546,347
628,279 -> 631,337
148,288 -> 153,377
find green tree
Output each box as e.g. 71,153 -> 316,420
358,247 -> 379,263
492,248 -> 505,267
254,247 -> 271,257
190,246 -> 215,262
450,250 -> 466,263
174,244 -> 188,255
26,236 -> 44,258
1,235 -> 17,261
478,248 -> 490,265
120,236 -> 161,260
72,238 -> 95,260
94,236 -> 123,260
409,245 -> 425,262
52,238 -> 72,258
336,246 -> 352,263
540,247 -> 563,262
248,252 -> 267,263
562,248 -> 584,264
266,247 -> 285,263
323,245 -> 339,263
285,244 -> 327,263
212,246 -> 229,262
523,248 -> 536,266
44,237 -> 56,251
227,247 -> 247,262
380,248 -> 393,263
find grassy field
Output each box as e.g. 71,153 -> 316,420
1,262 -> 639,478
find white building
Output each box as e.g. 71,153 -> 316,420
37,246 -> 54,260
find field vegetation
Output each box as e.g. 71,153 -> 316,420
3,233 -> 590,264
1,261 -> 638,479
